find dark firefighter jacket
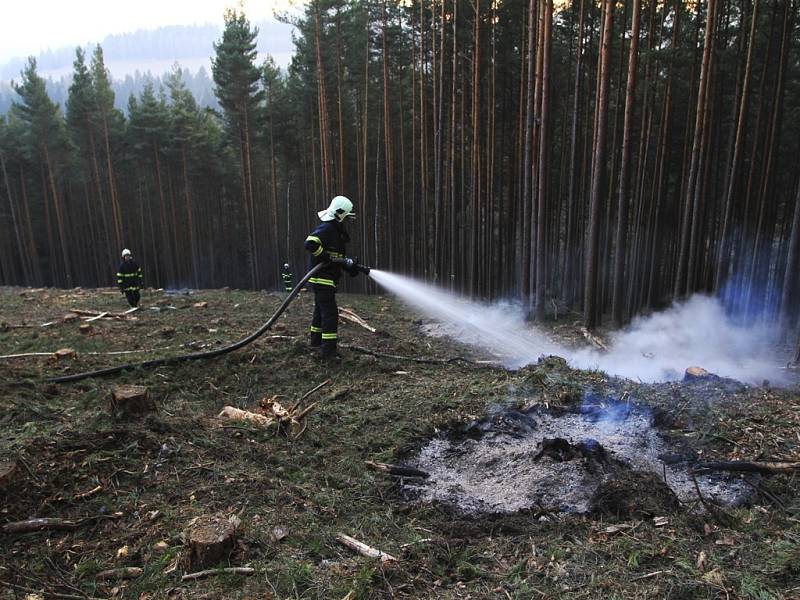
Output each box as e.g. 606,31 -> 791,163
117,259 -> 143,291
304,221 -> 350,287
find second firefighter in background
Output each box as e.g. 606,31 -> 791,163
304,195 -> 362,359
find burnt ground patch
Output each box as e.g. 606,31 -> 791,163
403,397 -> 753,515
1,285 -> 799,599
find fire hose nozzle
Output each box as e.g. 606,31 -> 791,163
329,257 -> 371,276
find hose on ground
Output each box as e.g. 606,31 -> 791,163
45,263 -> 326,384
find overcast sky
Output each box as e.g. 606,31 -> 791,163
0,0 -> 299,63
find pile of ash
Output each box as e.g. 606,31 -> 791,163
402,396 -> 752,515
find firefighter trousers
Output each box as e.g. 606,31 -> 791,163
310,284 -> 337,356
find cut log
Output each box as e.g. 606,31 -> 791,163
62,313 -> 80,323
218,406 -> 275,428
335,533 -> 397,563
694,460 -> 800,475
365,460 -> 429,479
0,460 -> 19,492
185,515 -> 237,569
95,567 -> 143,580
111,385 -> 154,419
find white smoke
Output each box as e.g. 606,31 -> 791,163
368,270 -> 788,386
570,295 -> 786,385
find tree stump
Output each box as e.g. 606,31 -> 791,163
111,385 -> 154,419
0,460 -> 19,493
684,366 -> 715,382
79,323 -> 93,335
185,515 -> 236,569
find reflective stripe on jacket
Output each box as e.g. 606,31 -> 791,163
304,221 -> 349,287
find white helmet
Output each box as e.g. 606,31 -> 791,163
318,195 -> 355,222
121,248 -> 132,258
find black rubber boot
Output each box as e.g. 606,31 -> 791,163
309,332 -> 322,347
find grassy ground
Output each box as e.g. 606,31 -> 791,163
1,285 -> 799,599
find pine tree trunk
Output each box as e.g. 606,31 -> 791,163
715,0 -> 758,292
535,0 -> 552,321
674,0 -> 717,299
584,0 -> 614,330
611,0 -> 641,327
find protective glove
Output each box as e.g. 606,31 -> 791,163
346,256 -> 360,277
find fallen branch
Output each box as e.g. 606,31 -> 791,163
290,379 -> 331,413
580,327 -> 608,352
84,312 -> 109,322
365,460 -> 429,479
341,344 -> 487,365
74,485 -> 103,501
335,533 -> 397,563
689,470 -> 735,527
181,567 -> 255,581
1,347 -> 173,360
339,308 -> 377,333
0,352 -> 54,360
2,518 -> 80,533
693,460 -> 800,475
95,567 -> 143,580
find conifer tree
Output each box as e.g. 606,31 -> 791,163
212,8 -> 265,288
12,58 -> 72,286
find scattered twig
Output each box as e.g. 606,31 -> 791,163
1,347 -> 173,360
2,518 -> 80,534
693,460 -> 800,475
0,580 -> 106,600
84,312 -> 108,322
74,485 -> 103,501
290,379 -> 331,413
689,470 -> 735,527
2,514 -> 119,534
631,570 -> 667,581
95,567 -> 143,580
335,533 -> 397,563
742,477 -> 787,512
0,352 -> 55,360
181,567 -> 255,581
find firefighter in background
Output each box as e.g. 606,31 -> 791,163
304,196 -> 362,359
117,248 -> 143,308
281,263 -> 294,293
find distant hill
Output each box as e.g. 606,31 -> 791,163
0,21 -> 295,114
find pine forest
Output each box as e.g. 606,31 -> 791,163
1,0 -> 799,335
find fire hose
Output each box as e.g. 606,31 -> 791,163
45,259 -> 371,384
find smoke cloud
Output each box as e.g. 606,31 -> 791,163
369,270 -> 789,386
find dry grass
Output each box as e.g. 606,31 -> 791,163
1,285 -> 798,599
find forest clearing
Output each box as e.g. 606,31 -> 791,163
1,284 -> 798,599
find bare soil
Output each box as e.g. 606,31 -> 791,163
1,285 -> 799,599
